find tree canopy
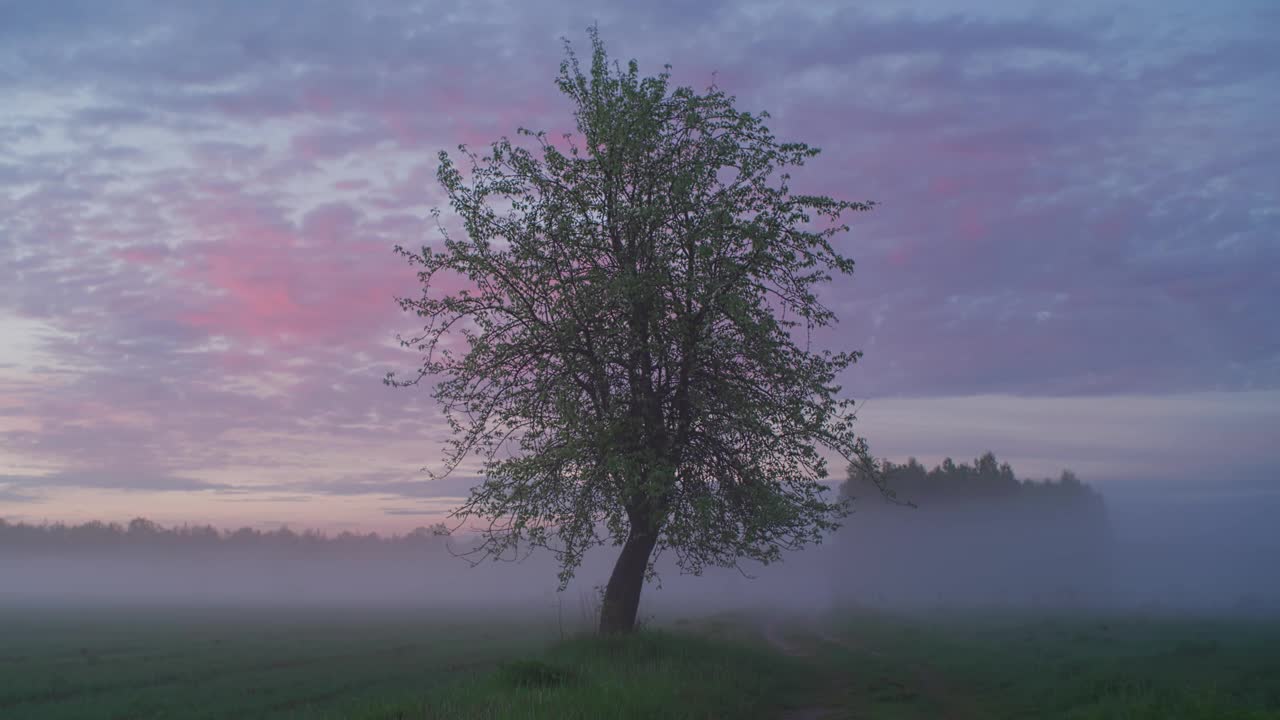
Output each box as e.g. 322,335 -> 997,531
389,28 -> 876,632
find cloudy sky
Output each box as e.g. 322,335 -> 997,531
1,0 -> 1276,531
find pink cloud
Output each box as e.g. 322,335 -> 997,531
165,195 -> 410,346
114,243 -> 171,266
2,2 -> 1276,532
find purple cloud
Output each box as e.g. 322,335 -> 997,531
1,0 -> 1276,528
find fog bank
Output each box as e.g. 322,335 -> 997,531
2,484 -> 1277,617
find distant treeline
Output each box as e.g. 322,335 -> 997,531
0,517 -> 453,552
841,451 -> 1105,509
833,452 -> 1113,606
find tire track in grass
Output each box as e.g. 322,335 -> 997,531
816,626 -> 982,720
760,620 -> 839,720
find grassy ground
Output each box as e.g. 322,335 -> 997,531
0,605 -> 556,720
790,608 -> 1280,720
353,618 -> 814,720
2,605 -> 1278,719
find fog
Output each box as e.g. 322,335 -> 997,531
3,480 -> 1277,621
835,482 -> 1279,614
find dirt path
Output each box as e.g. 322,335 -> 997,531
815,627 -> 982,720
903,666 -> 981,720
762,621 -> 814,658
759,621 -> 838,720
757,620 -> 849,712
761,619 -> 984,720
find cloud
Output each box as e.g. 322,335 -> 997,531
281,473 -> 482,500
215,495 -> 315,504
381,507 -> 442,516
1,471 -> 233,493
0,0 -> 1275,527
856,390 -> 1280,483
0,485 -> 43,503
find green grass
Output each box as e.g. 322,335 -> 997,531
806,608 -> 1280,720
2,604 -> 1278,719
0,605 -> 556,720
354,625 -> 814,720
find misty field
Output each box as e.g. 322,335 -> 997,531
2,606 -> 1278,719
785,609 -> 1280,720
0,606 -> 558,719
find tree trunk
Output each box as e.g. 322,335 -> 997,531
598,529 -> 659,634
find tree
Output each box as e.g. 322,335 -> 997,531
388,28 -> 877,633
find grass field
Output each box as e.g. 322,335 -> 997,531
1,605 -> 1277,719
0,605 -> 559,720
784,609 -> 1280,720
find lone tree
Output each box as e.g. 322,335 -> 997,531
389,29 -> 876,634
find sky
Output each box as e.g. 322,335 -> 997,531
1,0 -> 1277,532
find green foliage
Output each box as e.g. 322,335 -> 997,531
388,27 -> 877,594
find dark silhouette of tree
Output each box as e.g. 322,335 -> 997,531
835,452 -> 1112,606
387,28 -> 877,633
0,518 -> 455,552
840,452 -> 1105,509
